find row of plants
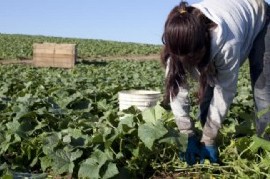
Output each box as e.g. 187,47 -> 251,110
0,34 -> 161,60
0,60 -> 170,178
0,59 -> 269,178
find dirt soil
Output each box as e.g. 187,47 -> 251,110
0,54 -> 160,65
102,54 -> 160,61
0,59 -> 33,65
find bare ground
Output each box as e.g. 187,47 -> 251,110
0,59 -> 33,65
101,54 -> 160,61
0,54 -> 160,65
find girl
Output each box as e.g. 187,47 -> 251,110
161,0 -> 270,165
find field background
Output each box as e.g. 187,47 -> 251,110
0,33 -> 270,178
0,33 -> 161,61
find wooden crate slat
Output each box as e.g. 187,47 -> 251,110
33,43 -> 77,68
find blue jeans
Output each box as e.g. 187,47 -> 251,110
248,3 -> 270,140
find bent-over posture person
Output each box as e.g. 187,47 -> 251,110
161,0 -> 270,165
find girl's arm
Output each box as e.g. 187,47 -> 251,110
170,86 -> 195,137
201,44 -> 240,145
166,59 -> 195,137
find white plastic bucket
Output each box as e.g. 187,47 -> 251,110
118,90 -> 161,111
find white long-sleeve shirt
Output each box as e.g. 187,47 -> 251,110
170,0 -> 267,144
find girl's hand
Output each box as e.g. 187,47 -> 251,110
200,145 -> 219,164
179,135 -> 201,165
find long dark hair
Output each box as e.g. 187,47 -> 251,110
161,1 -> 216,104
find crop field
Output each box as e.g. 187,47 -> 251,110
0,34 -> 270,178
0,34 -> 161,60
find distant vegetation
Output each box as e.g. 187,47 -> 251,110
0,33 -> 162,60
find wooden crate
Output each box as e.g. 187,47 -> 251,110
33,43 -> 77,68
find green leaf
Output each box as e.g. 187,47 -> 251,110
6,120 -> 20,133
42,133 -> 61,155
63,135 -> 71,143
0,133 -> 21,154
119,114 -> 135,128
235,137 -> 254,158
142,104 -> 166,124
159,128 -> 188,151
79,158 -> 100,179
97,99 -> 109,111
234,117 -> 255,137
12,104 -> 29,120
262,124 -> 270,137
17,93 -> 32,103
260,152 -> 270,168
249,135 -> 270,152
0,134 -> 12,153
63,128 -> 86,147
104,129 -> 119,149
0,102 -> 7,111
51,148 -> 83,175
1,175 -> 13,179
257,105 -> 270,119
40,156 -> 52,171
0,163 -> 8,171
78,149 -> 111,179
138,120 -> 168,150
30,156 -> 39,167
92,133 -> 103,143
102,162 -> 119,179
118,114 -> 136,134
67,97 -> 90,110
